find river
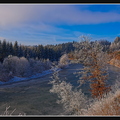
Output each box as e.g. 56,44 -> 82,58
0,63 -> 119,115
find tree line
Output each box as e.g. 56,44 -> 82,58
1,36 -> 120,63
0,40 -> 75,63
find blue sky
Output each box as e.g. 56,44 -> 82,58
0,4 -> 120,45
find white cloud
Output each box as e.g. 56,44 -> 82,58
25,22 -> 69,34
0,5 -> 33,28
30,5 -> 120,25
0,4 -> 120,28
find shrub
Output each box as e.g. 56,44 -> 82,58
3,55 -> 19,75
58,54 -> 69,69
84,87 -> 120,115
0,62 -> 11,82
49,69 -> 87,115
15,57 -> 31,77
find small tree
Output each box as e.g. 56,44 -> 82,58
58,54 -> 69,69
3,55 -> 19,75
74,35 -> 111,99
15,57 -> 31,77
49,68 -> 87,115
3,56 -> 31,77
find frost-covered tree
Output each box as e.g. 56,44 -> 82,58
73,35 -> 111,99
58,54 -> 69,69
3,55 -> 19,75
15,57 -> 31,77
28,58 -> 52,74
49,68 -> 87,115
33,60 -> 45,74
29,58 -> 36,74
84,80 -> 120,115
3,56 -> 31,77
43,59 -> 52,70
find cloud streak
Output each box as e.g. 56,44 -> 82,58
34,5 -> 120,25
0,5 -> 33,28
0,4 -> 120,28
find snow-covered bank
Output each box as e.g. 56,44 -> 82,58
0,68 -> 61,86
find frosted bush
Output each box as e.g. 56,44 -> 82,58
2,56 -> 52,78
0,61 -> 11,82
58,54 -> 69,69
3,56 -> 19,75
49,69 -> 87,115
15,57 -> 31,77
3,56 -> 31,77
84,88 -> 120,115
33,60 -> 45,73
43,59 -> 52,70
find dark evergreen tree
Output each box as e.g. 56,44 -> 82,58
0,40 -> 2,62
22,47 -> 28,58
43,47 -> 49,59
32,47 -> 37,59
0,39 -> 76,62
18,45 -> 23,57
1,40 -> 7,62
9,42 -> 14,55
13,41 -> 19,56
6,42 -> 11,56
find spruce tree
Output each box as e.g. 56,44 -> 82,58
9,42 -> 14,55
0,40 -> 2,62
1,40 -> 7,62
13,41 -> 19,56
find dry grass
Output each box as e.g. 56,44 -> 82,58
84,89 -> 120,116
0,106 -> 26,116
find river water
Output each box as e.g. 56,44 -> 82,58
0,63 -> 119,115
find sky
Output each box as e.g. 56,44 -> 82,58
0,3 -> 120,45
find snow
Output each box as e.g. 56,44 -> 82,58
0,67 -> 62,85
